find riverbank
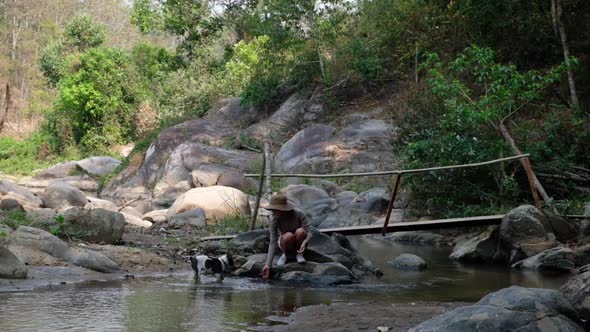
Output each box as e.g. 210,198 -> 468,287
261,301 -> 468,332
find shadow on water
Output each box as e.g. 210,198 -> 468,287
0,236 -> 573,332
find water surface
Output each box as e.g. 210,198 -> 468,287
0,236 -> 571,331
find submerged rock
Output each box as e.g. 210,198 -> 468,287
0,244 -> 28,279
511,247 -> 576,273
387,232 -> 446,246
409,286 -> 583,332
391,254 -> 427,271
450,227 -> 499,263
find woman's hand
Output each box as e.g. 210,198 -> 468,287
262,264 -> 270,280
297,242 -> 306,254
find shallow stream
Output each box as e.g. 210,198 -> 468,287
0,236 -> 570,331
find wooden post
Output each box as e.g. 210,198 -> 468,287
523,157 -> 542,209
264,142 -> 272,201
382,173 -> 402,236
250,153 -> 266,231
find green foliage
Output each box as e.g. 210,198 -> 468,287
0,210 -> 32,230
64,15 -> 106,51
397,46 -> 570,215
0,134 -> 80,176
48,47 -> 139,153
49,215 -> 66,237
132,0 -> 223,58
39,41 -> 66,86
206,214 -> 250,235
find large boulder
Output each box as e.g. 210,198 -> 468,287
499,205 -> 552,264
34,161 -> 78,179
561,266 -> 590,321
0,180 -> 43,211
0,244 -> 28,279
409,286 -> 583,332
166,186 -> 250,221
391,254 -> 427,271
76,156 -> 121,176
274,124 -> 336,173
273,117 -> 396,174
101,109 -> 241,212
151,143 -> 257,209
544,210 -> 578,243
511,247 -> 576,273
42,181 -> 88,209
10,226 -> 120,273
243,94 -> 320,144
0,198 -> 24,211
168,208 -> 206,229
60,207 -> 125,244
450,227 -> 500,263
20,175 -> 99,197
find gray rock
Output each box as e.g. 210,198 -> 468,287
0,198 -> 24,211
10,226 -> 120,273
387,232 -> 446,246
76,156 -> 121,176
85,197 -> 118,212
242,94 -> 313,144
584,202 -> 590,217
544,209 -> 577,243
25,208 -> 57,225
274,124 -> 336,173
191,164 -> 245,190
0,180 -> 43,211
275,262 -> 357,285
233,228 -> 381,277
61,207 -> 125,244
42,181 -> 88,209
233,253 -> 267,277
561,268 -> 590,321
34,161 -> 77,179
409,286 -> 583,332
512,247 -> 576,273
0,244 -> 28,279
500,205 -> 552,264
101,113 -> 241,212
0,224 -> 12,245
350,188 -> 390,214
574,244 -> 590,266
168,208 -> 206,228
391,254 -> 427,271
450,227 -> 499,263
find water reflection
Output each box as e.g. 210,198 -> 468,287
0,236 -> 573,332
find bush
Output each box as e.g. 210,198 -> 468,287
49,47 -> 140,153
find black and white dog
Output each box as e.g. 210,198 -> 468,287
190,254 -> 234,282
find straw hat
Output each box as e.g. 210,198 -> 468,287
264,195 -> 294,211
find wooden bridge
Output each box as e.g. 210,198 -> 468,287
200,215 -> 506,241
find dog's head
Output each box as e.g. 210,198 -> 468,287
205,258 -> 223,274
219,254 -> 234,272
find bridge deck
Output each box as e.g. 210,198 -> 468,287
200,214 -> 506,241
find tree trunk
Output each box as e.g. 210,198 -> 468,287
553,0 -> 579,109
497,123 -> 556,212
264,142 -> 272,201
249,153 -> 266,231
0,83 -> 10,133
